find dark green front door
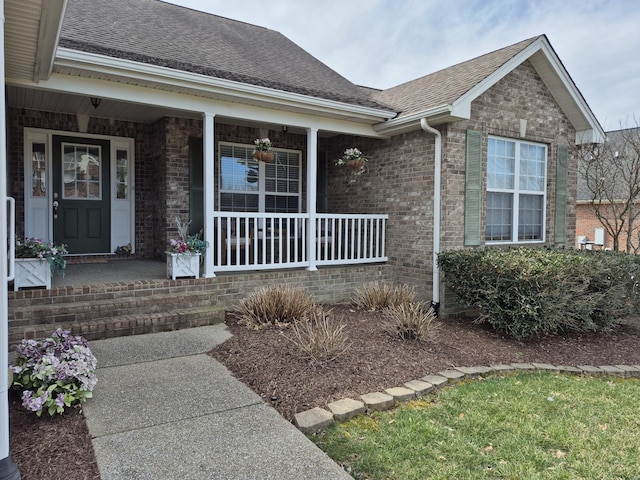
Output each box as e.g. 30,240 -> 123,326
52,136 -> 111,254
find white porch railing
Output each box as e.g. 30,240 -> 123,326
210,212 -> 388,272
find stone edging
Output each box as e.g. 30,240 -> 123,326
293,363 -> 640,434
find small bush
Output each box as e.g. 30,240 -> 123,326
438,247 -> 640,339
10,328 -> 98,416
236,284 -> 316,327
283,309 -> 351,366
352,281 -> 416,310
382,302 -> 440,341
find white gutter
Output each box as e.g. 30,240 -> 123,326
420,117 -> 442,309
374,105 -> 452,135
33,0 -> 67,82
55,48 -> 397,123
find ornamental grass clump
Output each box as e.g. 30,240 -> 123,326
236,284 -> 316,327
352,281 -> 416,310
283,308 -> 352,366
10,328 -> 98,416
382,302 -> 440,341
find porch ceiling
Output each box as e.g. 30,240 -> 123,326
5,84 -> 330,137
6,84 -> 199,123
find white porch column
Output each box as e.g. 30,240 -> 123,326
0,0 -> 21,476
202,112 -> 216,278
306,127 -> 318,271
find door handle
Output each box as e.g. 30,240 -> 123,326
53,200 -> 59,218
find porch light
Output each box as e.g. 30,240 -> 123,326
90,97 -> 102,109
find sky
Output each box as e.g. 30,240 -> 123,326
163,0 -> 639,131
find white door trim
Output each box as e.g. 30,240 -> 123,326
23,127 -> 135,254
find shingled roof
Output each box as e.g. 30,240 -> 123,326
59,0 -> 388,109
371,36 -> 540,117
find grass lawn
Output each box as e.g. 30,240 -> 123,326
310,372 -> 640,479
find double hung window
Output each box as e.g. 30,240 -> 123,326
486,137 -> 547,243
218,142 -> 301,212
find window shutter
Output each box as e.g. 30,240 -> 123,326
554,145 -> 568,244
464,129 -> 483,246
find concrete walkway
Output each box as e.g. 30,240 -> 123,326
84,326 -> 351,480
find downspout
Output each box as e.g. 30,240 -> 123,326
420,118 -> 441,313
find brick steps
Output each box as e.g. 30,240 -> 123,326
9,278 -> 226,344
9,305 -> 225,343
11,290 -> 218,325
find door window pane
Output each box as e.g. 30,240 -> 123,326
62,144 -> 102,200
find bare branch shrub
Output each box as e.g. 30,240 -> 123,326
283,309 -> 351,366
236,284 -> 315,327
382,302 -> 440,341
352,281 -> 416,310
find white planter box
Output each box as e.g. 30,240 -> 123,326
14,258 -> 51,291
166,252 -> 201,280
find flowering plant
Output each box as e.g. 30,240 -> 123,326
335,147 -> 368,175
15,237 -> 68,276
10,328 -> 98,416
168,217 -> 208,254
253,137 -> 272,152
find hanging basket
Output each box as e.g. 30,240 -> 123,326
345,158 -> 365,171
253,151 -> 274,162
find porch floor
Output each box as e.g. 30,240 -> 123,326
53,258 -> 168,287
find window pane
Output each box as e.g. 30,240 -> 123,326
518,194 -> 543,240
31,143 -> 46,197
265,195 -> 298,213
486,192 -> 512,241
487,138 -> 515,189
221,156 -> 259,192
116,149 -> 128,199
220,193 -> 258,212
519,144 -> 545,192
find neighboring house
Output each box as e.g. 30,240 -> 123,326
576,127 -> 640,252
3,0 -> 604,314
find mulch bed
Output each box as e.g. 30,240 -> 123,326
8,306 -> 640,478
8,391 -> 100,480
210,306 -> 640,420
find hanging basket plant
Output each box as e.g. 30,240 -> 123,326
253,138 -> 274,162
336,148 -> 368,176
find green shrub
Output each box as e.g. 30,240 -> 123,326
235,284 -> 316,327
437,247 -> 640,339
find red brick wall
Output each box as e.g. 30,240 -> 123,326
576,202 -> 640,252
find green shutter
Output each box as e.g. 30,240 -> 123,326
554,145 -> 568,244
464,129 -> 483,246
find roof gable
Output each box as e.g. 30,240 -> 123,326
373,35 -> 604,144
373,37 -> 538,118
59,0 -> 384,109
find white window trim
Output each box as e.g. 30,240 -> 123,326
217,141 -> 302,213
486,135 -> 547,245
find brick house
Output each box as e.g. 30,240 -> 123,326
576,127 -> 640,252
4,0 -> 604,316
